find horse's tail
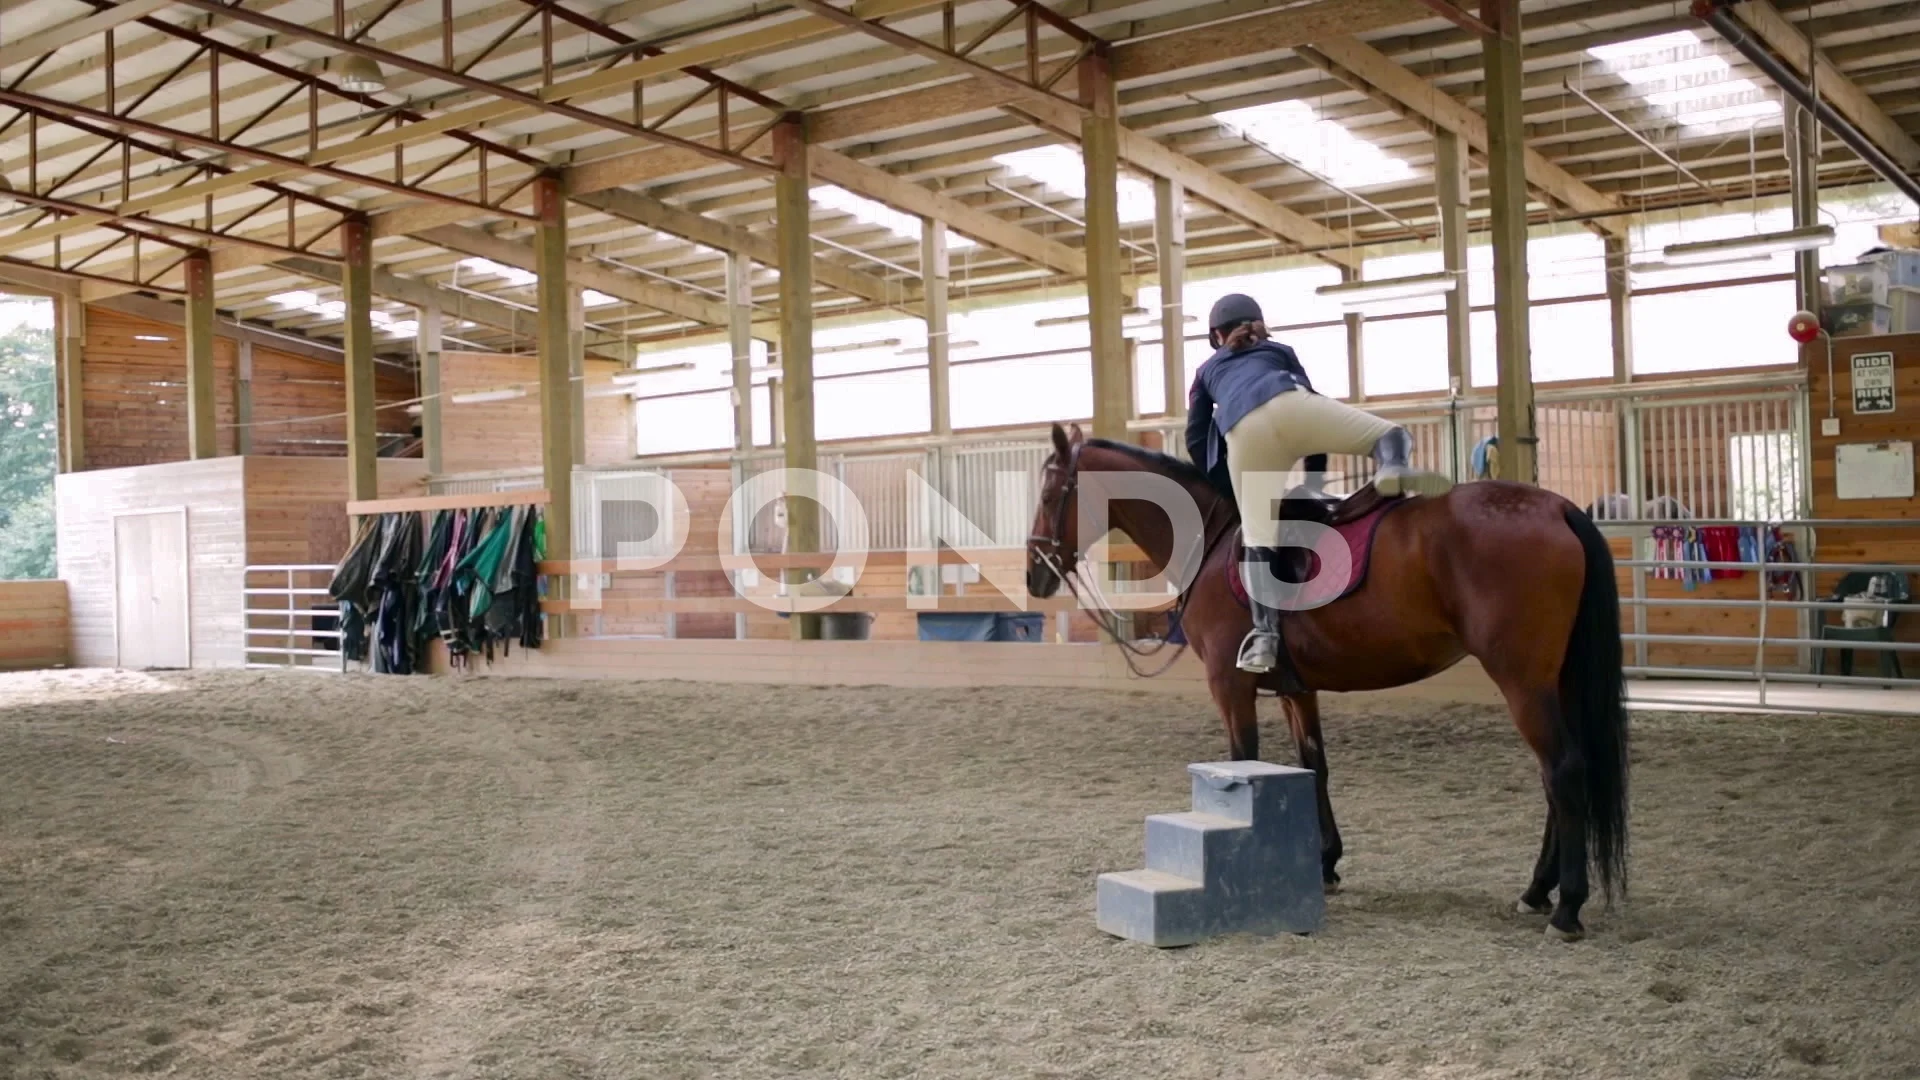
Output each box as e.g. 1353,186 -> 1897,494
1559,507 -> 1630,903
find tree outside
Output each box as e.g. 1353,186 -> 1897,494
0,295 -> 56,580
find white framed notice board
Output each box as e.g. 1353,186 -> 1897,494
1835,440 -> 1915,500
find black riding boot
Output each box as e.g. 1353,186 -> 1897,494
1371,426 -> 1453,497
1236,548 -> 1284,674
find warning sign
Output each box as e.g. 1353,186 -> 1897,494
1852,352 -> 1895,414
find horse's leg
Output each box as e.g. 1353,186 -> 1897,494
1502,684 -> 1590,940
1283,691 -> 1343,890
1516,809 -> 1558,915
1206,658 -> 1261,761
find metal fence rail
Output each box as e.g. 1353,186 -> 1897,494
1606,527 -> 1920,711
244,565 -> 345,672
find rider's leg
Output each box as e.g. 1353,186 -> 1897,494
1222,397 -> 1317,675
1281,392 -> 1453,497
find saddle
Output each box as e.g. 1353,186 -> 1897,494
1226,484 -> 1408,612
1222,483 -> 1410,696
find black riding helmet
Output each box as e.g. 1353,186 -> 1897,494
1208,293 -> 1263,346
1208,293 -> 1262,331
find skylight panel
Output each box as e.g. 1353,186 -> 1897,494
992,145 -> 1156,222
267,290 -> 321,310
582,289 -> 619,307
266,290 -> 416,338
1587,30 -> 1780,134
458,256 -> 537,286
1215,101 -> 1412,190
810,185 -> 977,248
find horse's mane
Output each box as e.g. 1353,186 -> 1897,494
1082,437 -> 1216,490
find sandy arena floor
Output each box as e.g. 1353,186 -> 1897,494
1,668 -> 1916,1079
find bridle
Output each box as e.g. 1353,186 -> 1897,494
1027,442 -> 1234,678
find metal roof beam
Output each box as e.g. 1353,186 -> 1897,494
789,0 -> 1364,266
571,187 -> 919,311
1295,35 -> 1626,236
1729,0 -> 1920,171
809,146 -> 1092,280
416,223 -> 729,325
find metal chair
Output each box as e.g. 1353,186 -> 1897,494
1812,571 -> 1910,682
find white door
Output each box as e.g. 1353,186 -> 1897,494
114,509 -> 191,670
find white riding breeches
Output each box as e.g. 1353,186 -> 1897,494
1222,390 -> 1397,547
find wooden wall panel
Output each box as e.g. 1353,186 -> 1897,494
79,306 -> 416,468
247,344 -> 416,458
243,458 -> 429,567
55,457 -> 248,669
442,637 -> 1508,707
82,309 -> 238,467
440,350 -> 631,474
0,580 -> 70,671
1805,333 -> 1920,656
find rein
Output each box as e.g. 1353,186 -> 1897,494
1030,444 -> 1237,679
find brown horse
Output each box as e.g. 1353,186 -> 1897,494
1025,424 -> 1628,941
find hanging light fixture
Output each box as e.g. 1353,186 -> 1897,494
1660,224 -> 1834,266
1315,271 -> 1459,310
330,26 -> 386,94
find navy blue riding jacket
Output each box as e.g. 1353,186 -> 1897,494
1184,340 -> 1314,480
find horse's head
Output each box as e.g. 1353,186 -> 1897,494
1026,422 -> 1085,599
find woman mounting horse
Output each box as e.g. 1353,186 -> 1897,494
1025,423 -> 1628,941
1187,294 -> 1454,674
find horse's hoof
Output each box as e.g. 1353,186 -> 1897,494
1516,898 -> 1551,916
1544,923 -> 1585,943
1323,879 -> 1342,895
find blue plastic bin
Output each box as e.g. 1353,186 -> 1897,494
917,613 -> 997,641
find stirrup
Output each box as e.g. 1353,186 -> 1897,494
1236,629 -> 1278,673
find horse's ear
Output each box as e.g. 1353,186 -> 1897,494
1068,422 -> 1085,444
1051,423 -> 1071,458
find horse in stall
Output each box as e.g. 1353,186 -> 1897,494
1024,423 -> 1628,941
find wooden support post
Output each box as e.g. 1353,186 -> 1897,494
725,252 -> 755,453
1081,48 -> 1132,441
1605,235 -> 1633,384
1481,0 -> 1536,484
1786,102 -> 1822,314
184,250 -> 218,460
567,284 -> 586,467
534,175 -> 574,564
768,374 -> 784,446
342,216 -> 377,499
418,296 -> 443,474
1342,265 -> 1366,404
1154,175 -> 1186,420
1434,128 -> 1472,396
922,217 -> 952,436
235,336 -> 253,454
774,117 -> 819,640
57,292 -> 85,473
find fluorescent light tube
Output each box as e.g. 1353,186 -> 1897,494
1661,224 -> 1834,265
448,387 -> 528,404
610,363 -> 696,385
1316,271 -> 1459,309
